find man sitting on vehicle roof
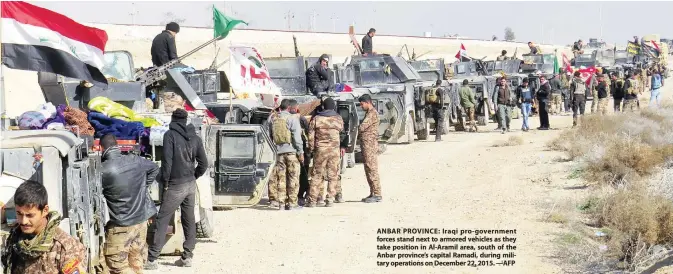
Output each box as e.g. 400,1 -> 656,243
306,54 -> 334,97
528,42 -> 541,54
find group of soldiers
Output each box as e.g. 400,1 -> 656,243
266,94 -> 382,210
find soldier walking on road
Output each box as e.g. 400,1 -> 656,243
269,100 -> 304,210
428,80 -> 446,141
570,71 -> 588,127
1,181 -> 88,274
358,94 -> 382,203
147,109 -> 208,269
623,71 -> 640,112
306,98 -> 344,207
493,78 -> 516,134
458,79 -> 478,132
100,134 -> 159,274
549,73 -> 563,115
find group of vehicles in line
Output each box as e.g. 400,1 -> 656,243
1,32 -> 667,273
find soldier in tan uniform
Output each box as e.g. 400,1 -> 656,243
357,94 -> 382,203
623,71 -> 640,112
306,98 -> 344,207
269,99 -> 304,210
2,181 -> 88,274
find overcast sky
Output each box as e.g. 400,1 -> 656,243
28,1 -> 672,45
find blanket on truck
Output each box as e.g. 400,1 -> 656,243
87,112 -> 145,140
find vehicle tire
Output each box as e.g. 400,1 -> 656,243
406,113 -> 415,144
346,152 -> 355,168
196,208 -> 214,238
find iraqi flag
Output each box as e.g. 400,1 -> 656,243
1,1 -> 109,86
455,43 -> 466,60
562,53 -> 573,72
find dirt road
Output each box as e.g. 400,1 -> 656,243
144,111 -> 593,274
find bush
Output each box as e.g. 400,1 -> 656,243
492,135 -> 524,147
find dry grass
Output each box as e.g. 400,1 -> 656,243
492,135 -> 524,147
548,107 -> 673,185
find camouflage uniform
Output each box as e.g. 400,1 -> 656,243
623,78 -> 639,112
2,218 -> 88,274
359,108 -> 382,199
104,222 -> 148,274
590,76 -> 599,113
307,114 -> 344,205
274,153 -> 301,206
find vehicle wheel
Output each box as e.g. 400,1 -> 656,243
196,208 -> 214,238
406,114 -> 415,144
417,123 -> 429,140
346,152 -> 355,168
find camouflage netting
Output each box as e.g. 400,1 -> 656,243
297,99 -> 322,117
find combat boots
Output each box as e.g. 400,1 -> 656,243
363,196 -> 382,203
335,193 -> 344,203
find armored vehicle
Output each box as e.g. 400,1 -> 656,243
408,58 -> 453,135
334,54 -> 432,142
573,53 -> 598,68
447,59 -> 497,126
1,130 -> 107,273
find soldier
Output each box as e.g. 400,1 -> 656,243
516,78 -> 534,132
611,73 -> 625,112
306,98 -> 344,207
269,99 -> 304,210
266,104 -> 282,207
306,54 -> 333,96
572,40 -> 584,58
623,71 -> 640,112
528,42 -> 541,54
569,71 -> 588,126
1,181 -> 88,274
493,77 -> 516,134
549,73 -> 563,115
496,50 -> 509,61
536,75 -> 551,130
427,80 -> 445,141
289,100 -> 312,206
100,134 -> 159,274
589,70 -> 600,114
596,74 -> 610,115
561,70 -> 572,113
361,28 -> 376,56
458,79 -> 478,132
357,94 -> 382,203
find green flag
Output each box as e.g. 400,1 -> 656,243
213,6 -> 247,39
553,55 -> 559,74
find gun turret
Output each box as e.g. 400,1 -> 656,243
137,36 -> 223,86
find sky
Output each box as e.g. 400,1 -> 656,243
26,1 -> 673,46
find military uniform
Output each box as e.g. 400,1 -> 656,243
105,222 -> 147,274
570,77 -> 587,126
428,86 -> 445,140
596,77 -> 610,115
269,111 -> 304,209
359,107 -> 382,201
590,75 -> 599,113
2,212 -> 87,274
496,55 -> 509,61
458,85 -> 478,132
307,113 -> 344,206
623,77 -> 639,112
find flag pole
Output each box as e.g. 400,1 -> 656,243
1,14 -> 8,130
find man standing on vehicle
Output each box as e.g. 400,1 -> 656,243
528,42 -> 541,54
623,71 -> 640,112
569,71 -> 588,126
269,100 -> 304,210
358,94 -> 382,203
146,109 -> 208,269
549,73 -> 564,115
493,77 -> 515,134
496,50 -> 509,61
572,40 -> 584,58
306,54 -> 333,96
1,181 -> 88,274
306,98 -> 344,207
536,75 -> 551,130
611,73 -> 625,112
428,80 -> 446,141
516,78 -> 534,132
458,79 -> 478,132
100,134 -> 159,274
151,22 -> 180,67
361,28 -> 376,56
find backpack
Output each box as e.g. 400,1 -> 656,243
626,79 -> 638,95
272,115 -> 292,145
572,79 -> 586,95
426,87 -> 439,104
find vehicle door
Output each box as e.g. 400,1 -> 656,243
205,124 -> 277,207
335,99 -> 360,153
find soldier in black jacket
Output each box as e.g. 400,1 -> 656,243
536,75 -> 551,130
151,22 -> 180,67
361,28 -> 376,56
305,54 -> 333,96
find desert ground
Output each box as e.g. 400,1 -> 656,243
145,91 -> 673,274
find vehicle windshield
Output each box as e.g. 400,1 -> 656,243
102,52 -> 134,82
355,56 -> 419,85
522,55 -> 542,64
220,135 -> 255,159
542,55 -> 555,64
454,63 -> 476,74
615,51 -> 628,59
576,54 -> 593,62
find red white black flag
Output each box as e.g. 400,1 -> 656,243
1,1 -> 109,86
455,43 -> 466,60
